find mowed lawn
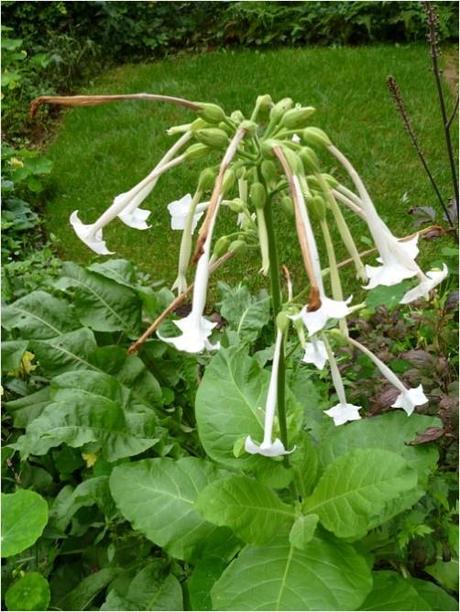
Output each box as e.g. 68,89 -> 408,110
44,45 -> 458,294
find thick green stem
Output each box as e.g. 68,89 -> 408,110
264,193 -> 288,450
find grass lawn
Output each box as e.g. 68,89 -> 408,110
44,45 -> 458,297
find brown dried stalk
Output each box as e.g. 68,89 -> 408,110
29,93 -> 201,118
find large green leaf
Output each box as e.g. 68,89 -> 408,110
1,340 -> 28,372
196,475 -> 295,544
88,259 -> 137,288
425,558 -> 459,591
55,262 -> 141,334
5,572 -> 50,611
289,514 -> 319,550
304,449 -> 418,539
30,328 -> 98,377
14,390 -> 159,462
218,282 -> 270,342
58,568 -> 119,611
318,412 -> 440,483
212,535 -> 372,611
359,571 -> 458,611
1,489 -> 48,557
195,345 -> 301,474
2,290 -> 77,339
5,387 -> 51,428
110,457 -> 221,561
51,370 -> 127,407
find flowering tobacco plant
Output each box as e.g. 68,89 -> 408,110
7,92 -> 453,611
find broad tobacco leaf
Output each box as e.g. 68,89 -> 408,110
304,448 -> 418,539
1,340 -> 28,373
218,282 -> 270,342
5,387 -> 51,428
195,345 -> 302,478
212,535 -> 373,611
55,262 -> 141,335
110,457 -> 223,561
2,290 -> 78,339
57,568 -> 119,611
359,570 -> 458,611
289,514 -> 319,550
1,489 -> 48,557
30,328 -> 98,377
196,475 -> 295,545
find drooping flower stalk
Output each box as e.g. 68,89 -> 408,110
332,187 -> 366,218
245,327 -> 293,457
345,335 -> 428,415
322,334 -> 362,425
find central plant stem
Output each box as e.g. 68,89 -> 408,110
264,193 -> 288,451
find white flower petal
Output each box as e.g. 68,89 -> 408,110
324,402 -> 362,426
244,436 -> 294,457
391,384 -> 428,416
69,211 -> 114,255
167,194 -> 206,233
400,264 -> 448,304
157,313 -> 217,354
118,207 -> 151,230
292,133 -> 301,144
300,296 -> 351,336
376,234 -> 420,264
302,339 -> 328,369
365,261 -> 418,289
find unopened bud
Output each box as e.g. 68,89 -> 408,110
281,106 -> 316,129
270,98 -> 294,123
261,160 -> 278,184
213,236 -> 231,258
281,195 -> 294,216
195,128 -> 229,149
240,120 -> 258,135
231,110 -> 245,123
308,195 -> 326,221
228,239 -> 246,254
185,143 -> 210,161
227,198 -> 245,212
276,311 -> 290,333
261,139 -> 282,158
222,168 -> 236,195
299,147 -> 320,172
307,173 -> 338,190
190,118 -> 210,131
250,182 -> 266,210
198,167 -> 217,192
302,127 -> 331,148
281,147 -> 303,174
197,102 -> 226,124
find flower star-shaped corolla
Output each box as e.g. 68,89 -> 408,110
245,330 -> 294,457
290,176 -> 352,336
302,338 -> 328,370
167,194 -> 208,233
400,264 -> 448,305
70,211 -> 114,255
322,335 -> 362,426
347,336 -> 428,416
157,200 -> 220,354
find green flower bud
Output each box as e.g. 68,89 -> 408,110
185,143 -> 211,161
280,106 -> 316,129
198,167 -> 217,192
231,110 -> 245,123
276,311 -> 290,333
240,120 -> 258,135
250,182 -> 266,210
306,173 -> 338,190
261,160 -> 278,184
282,146 -> 303,174
308,195 -> 326,221
299,147 -> 320,172
222,168 -> 236,195
257,94 -> 273,111
195,128 -> 229,149
197,103 -> 227,124
228,239 -> 246,254
269,97 -> 294,123
213,236 -> 231,258
227,198 -> 245,212
260,139 -> 282,158
322,173 -> 338,188
190,118 -> 210,131
218,121 -> 233,135
280,195 -> 294,216
302,126 -> 331,148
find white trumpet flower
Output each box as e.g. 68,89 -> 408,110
167,194 -> 207,233
302,338 -> 328,370
400,264 -> 448,305
157,199 -> 221,353
245,330 -> 294,457
322,335 -> 362,426
346,336 -> 428,415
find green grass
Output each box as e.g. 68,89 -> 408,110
44,45 -> 457,296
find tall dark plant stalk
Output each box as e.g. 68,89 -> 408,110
422,1 -> 459,215
386,75 -> 456,232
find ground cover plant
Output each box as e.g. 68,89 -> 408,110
42,44 -> 458,290
2,81 -> 458,612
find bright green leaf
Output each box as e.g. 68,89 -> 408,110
1,489 -> 48,557
5,572 -> 50,611
289,514 -> 318,549
30,328 -> 98,377
59,568 -> 119,611
304,449 -> 418,538
196,475 -> 295,544
425,558 -> 459,591
218,282 -> 270,341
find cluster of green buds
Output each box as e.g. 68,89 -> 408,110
52,90 -> 447,458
